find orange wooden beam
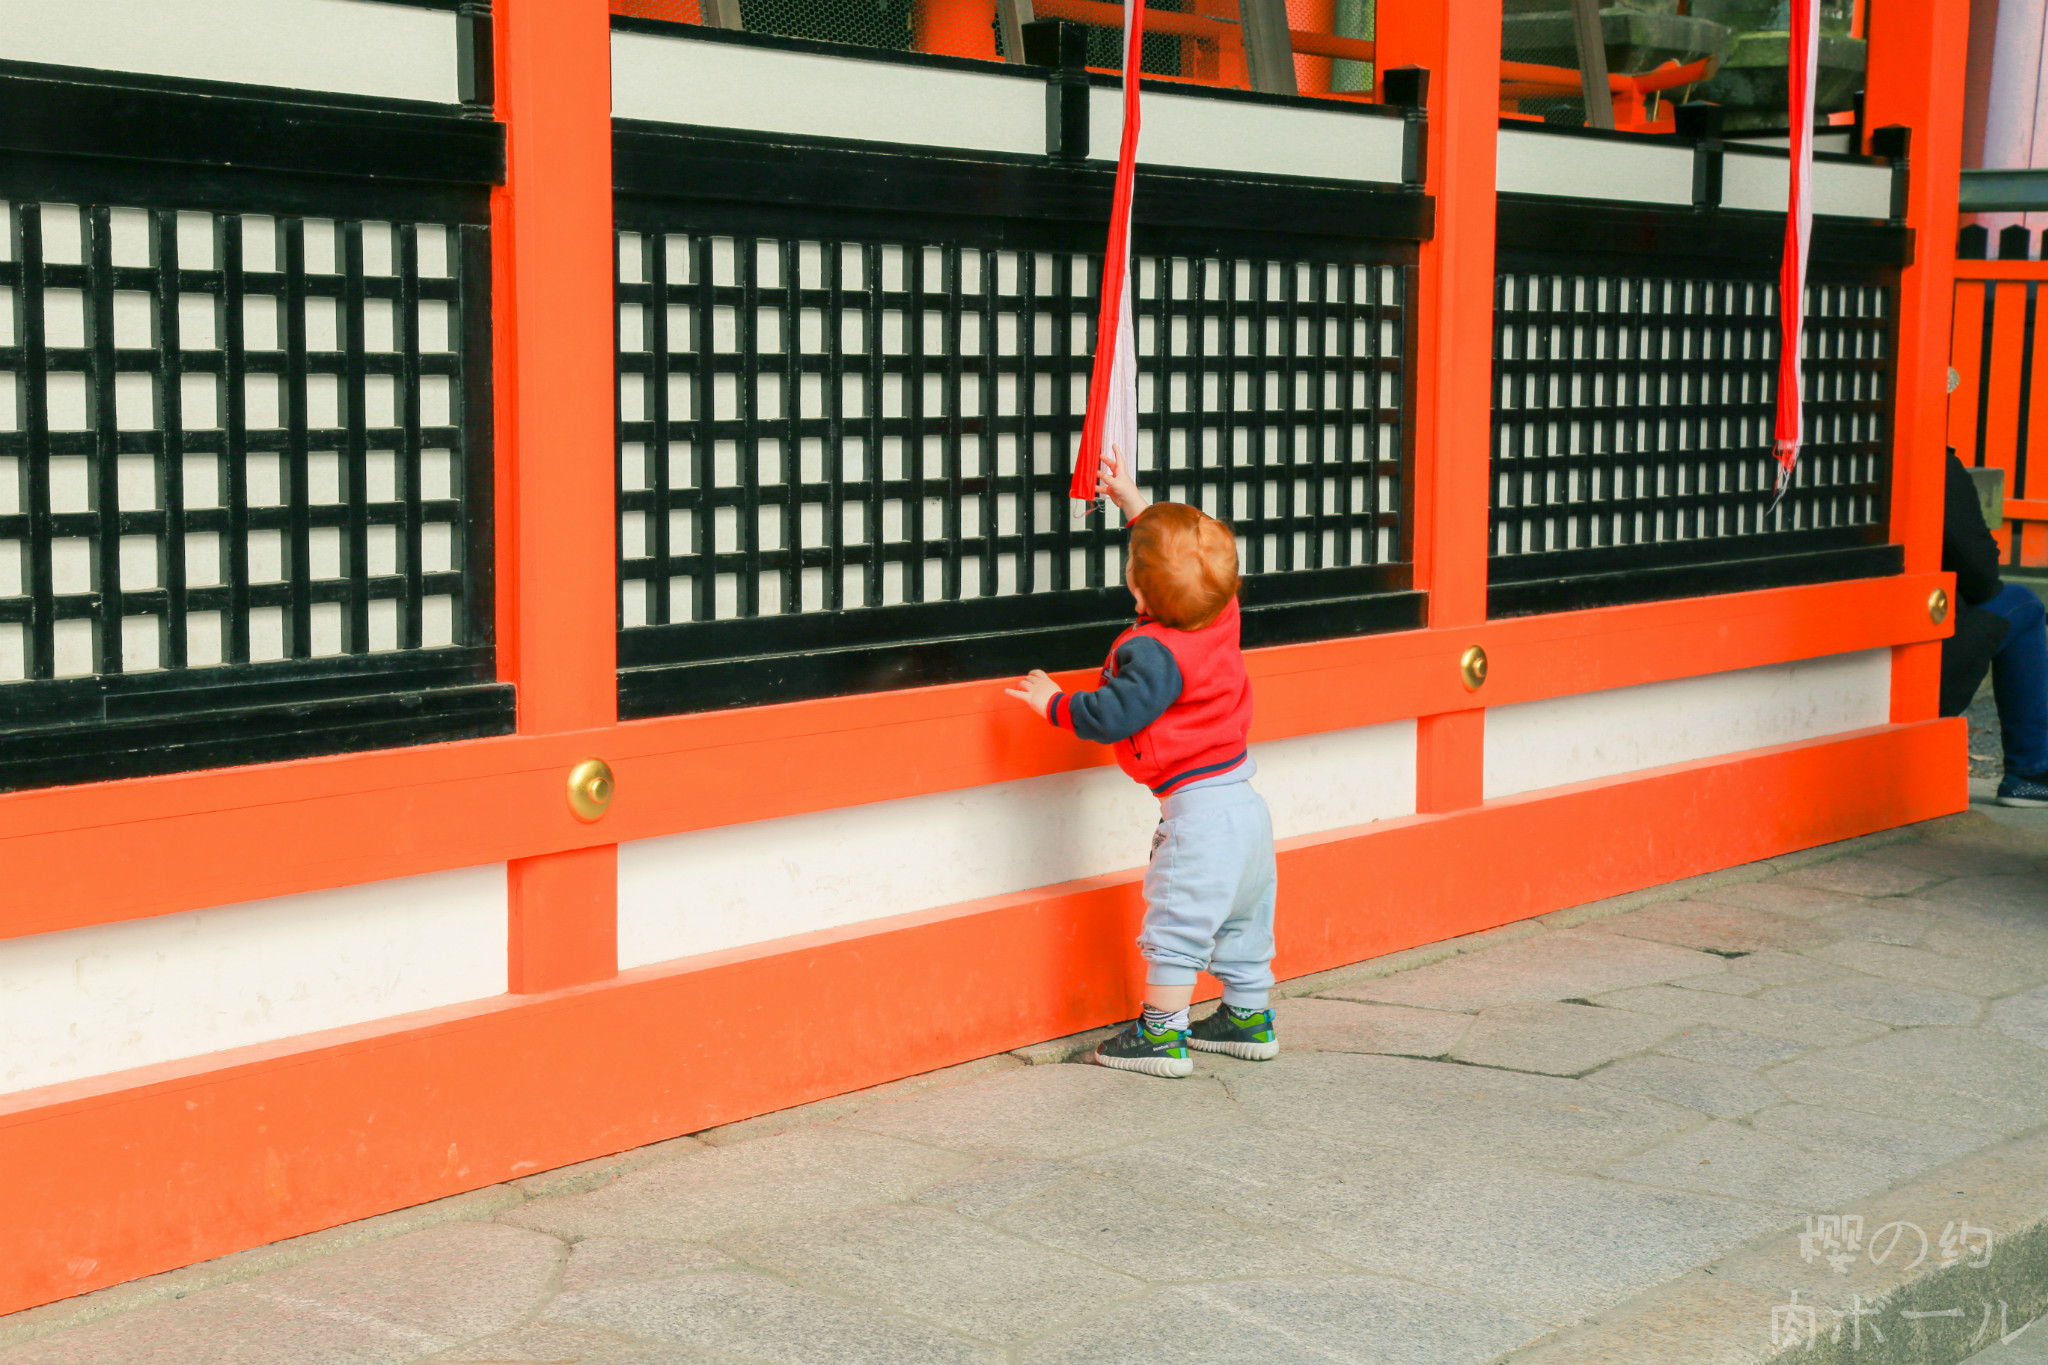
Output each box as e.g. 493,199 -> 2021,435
1867,0 -> 1971,725
1378,0 -> 1500,816
0,571 -> 1953,943
0,717 -> 1963,1318
492,0 -> 619,989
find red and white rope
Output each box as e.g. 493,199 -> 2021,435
1773,0 -> 1821,506
1071,1 -> 1145,506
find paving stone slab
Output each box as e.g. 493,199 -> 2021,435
1217,1052 -> 1697,1170
427,1321 -> 692,1363
839,1061 -> 1237,1160
1689,882 -> 1877,920
558,1239 -> 733,1292
1776,857 -> 1948,898
1015,1276 -> 1544,1365
1909,872 -> 2048,919
1232,1153 -> 1787,1326
1758,976 -> 1983,1027
1449,1001 -> 1684,1076
1589,902 -> 1836,955
1765,1027 -> 2048,1134
546,1269 -> 1003,1364
1959,1314 -> 2048,1364
1658,1024 -> 1813,1069
1748,1103 -> 1997,1182
1271,997 -> 1472,1056
1673,973 -> 1765,996
1587,1053 -> 1785,1117
1861,841 -> 2042,879
1818,905 -> 1932,947
1992,986 -> 2048,1052
0,1224 -> 561,1365
913,1158 -> 1078,1218
1074,1122 -> 1382,1208
1332,931 -> 1725,1012
1497,1271 -> 1786,1365
499,1126 -> 969,1242
1593,985 -> 1892,1047
1807,940 -> 2048,996
1722,950 -> 1855,986
718,1204 -> 1130,1343
1600,1120 -> 1892,1208
1918,917 -> 2048,971
987,1174 -> 1343,1281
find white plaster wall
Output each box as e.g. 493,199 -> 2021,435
612,29 -> 1045,157
1483,649 -> 1892,801
0,0 -> 460,104
617,719 -> 1416,969
1722,149 -> 1895,219
0,864 -> 507,1096
1497,128 -> 1694,206
1090,86 -> 1406,184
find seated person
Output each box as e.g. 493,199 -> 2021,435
1942,450 -> 2048,806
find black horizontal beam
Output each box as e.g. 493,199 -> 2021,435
0,681 -> 514,793
1487,543 -> 1903,619
621,585 -> 1425,716
614,123 -> 1434,246
0,60 -> 504,191
1497,193 -> 1911,272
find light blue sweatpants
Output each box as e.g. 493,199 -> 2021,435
1139,777 -> 1278,1008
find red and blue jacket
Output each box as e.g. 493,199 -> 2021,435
1045,596 -> 1253,796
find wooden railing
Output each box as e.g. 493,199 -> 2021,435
1949,226 -> 2048,569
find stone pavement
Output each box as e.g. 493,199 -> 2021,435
5,809 -> 2048,1365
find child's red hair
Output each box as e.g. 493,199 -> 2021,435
1128,502 -> 1240,630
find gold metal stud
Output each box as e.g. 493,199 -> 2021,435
566,759 -> 615,823
1459,645 -> 1488,692
1929,588 -> 1950,625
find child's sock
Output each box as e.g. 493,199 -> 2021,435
1141,1003 -> 1190,1034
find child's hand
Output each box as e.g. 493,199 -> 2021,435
1097,444 -> 1150,521
1005,668 -> 1060,718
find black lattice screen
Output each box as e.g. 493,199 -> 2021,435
0,201 -> 487,685
617,232 -> 1403,628
1488,226 -> 1899,616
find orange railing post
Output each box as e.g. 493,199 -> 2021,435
1867,0 -> 1972,726
494,0 -> 621,992
1378,1 -> 1500,813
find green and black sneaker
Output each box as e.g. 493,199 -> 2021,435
1190,1003 -> 1279,1060
1095,1015 -> 1192,1079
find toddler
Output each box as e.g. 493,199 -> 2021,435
1006,454 -> 1279,1078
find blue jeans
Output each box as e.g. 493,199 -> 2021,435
1139,779 -> 1278,1008
1983,583 -> 2048,777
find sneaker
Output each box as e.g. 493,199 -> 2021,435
1189,1003 -> 1280,1061
1095,1016 -> 1192,1079
1999,770 -> 2048,807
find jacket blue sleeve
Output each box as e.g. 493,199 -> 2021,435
1048,636 -> 1183,743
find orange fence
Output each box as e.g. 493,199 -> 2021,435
1948,254 -> 2048,568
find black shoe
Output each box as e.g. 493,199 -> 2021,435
1189,1003 -> 1279,1060
1094,1016 -> 1192,1078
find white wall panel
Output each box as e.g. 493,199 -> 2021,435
618,719 -> 1415,969
1723,150 -> 1894,219
1091,87 -> 1407,184
1483,649 -> 1892,800
0,0 -> 460,104
1497,128 -> 1694,206
613,30 -> 1045,156
0,864 -> 506,1096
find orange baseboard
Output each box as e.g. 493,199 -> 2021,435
0,718 -> 1964,1317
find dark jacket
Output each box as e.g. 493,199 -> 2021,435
1941,451 -> 2010,716
1047,596 -> 1254,796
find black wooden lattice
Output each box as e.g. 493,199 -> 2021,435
0,202 -> 484,685
616,226 -> 1410,711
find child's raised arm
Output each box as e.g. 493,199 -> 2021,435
1099,444 -> 1150,522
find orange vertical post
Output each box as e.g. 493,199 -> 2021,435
915,0 -> 1000,60
494,0 -> 621,992
1866,0 -> 1971,724
1378,0 -> 1501,812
